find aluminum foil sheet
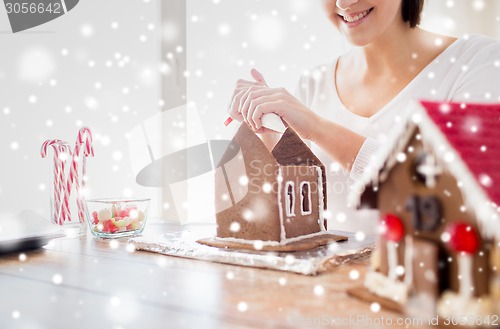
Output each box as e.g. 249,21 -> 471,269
129,228 -> 375,276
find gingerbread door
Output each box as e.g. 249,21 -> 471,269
411,238 -> 449,299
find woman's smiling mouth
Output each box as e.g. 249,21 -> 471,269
338,8 -> 374,25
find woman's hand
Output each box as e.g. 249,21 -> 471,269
229,69 -> 365,168
227,69 -> 267,123
238,69 -> 320,141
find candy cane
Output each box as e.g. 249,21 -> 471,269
41,139 -> 64,224
78,127 -> 94,157
69,127 -> 94,223
57,142 -> 72,224
42,128 -> 94,225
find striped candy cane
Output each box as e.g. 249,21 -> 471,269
40,139 -> 61,223
42,128 -> 94,225
41,140 -> 72,224
56,142 -> 72,224
69,127 -> 94,223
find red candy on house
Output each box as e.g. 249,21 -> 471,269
382,213 -> 405,242
446,222 -> 479,254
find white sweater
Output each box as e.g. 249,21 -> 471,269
295,34 -> 500,234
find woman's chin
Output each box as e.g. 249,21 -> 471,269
342,34 -> 373,47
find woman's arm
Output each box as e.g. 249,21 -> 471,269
309,116 -> 365,170
238,79 -> 366,169
229,69 -> 369,169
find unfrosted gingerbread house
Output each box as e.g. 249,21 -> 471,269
348,101 -> 500,323
198,123 -> 347,251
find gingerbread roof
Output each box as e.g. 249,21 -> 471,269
219,122 -> 325,170
350,101 -> 500,240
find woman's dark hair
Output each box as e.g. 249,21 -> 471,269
402,0 -> 425,28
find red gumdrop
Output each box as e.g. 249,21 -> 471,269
382,213 -> 405,242
119,210 -> 130,218
103,220 -> 118,233
446,222 -> 479,254
92,211 -> 99,224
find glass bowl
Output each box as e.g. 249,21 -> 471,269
85,198 -> 150,238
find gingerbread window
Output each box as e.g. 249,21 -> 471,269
300,181 -> 312,215
285,181 -> 295,217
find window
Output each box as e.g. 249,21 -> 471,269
285,181 -> 295,217
300,182 -> 312,215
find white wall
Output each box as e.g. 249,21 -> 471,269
186,0 -> 345,142
421,0 -> 500,38
0,0 -> 161,219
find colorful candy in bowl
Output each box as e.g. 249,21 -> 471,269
85,198 -> 150,238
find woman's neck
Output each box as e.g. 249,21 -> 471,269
352,27 -> 422,76
347,27 -> 455,78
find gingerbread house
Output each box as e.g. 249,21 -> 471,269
198,123 -> 347,251
348,101 -> 500,323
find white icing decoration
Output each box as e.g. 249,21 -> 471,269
387,241 -> 399,281
404,235 -> 413,286
316,166 -> 326,232
277,167 -> 286,241
261,113 -> 286,133
437,291 -> 497,325
300,181 -> 312,215
458,253 -> 473,298
417,153 -> 442,188
364,271 -> 408,304
214,230 -> 335,247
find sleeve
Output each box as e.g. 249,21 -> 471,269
349,137 -> 381,181
451,42 -> 500,103
293,72 -> 315,147
293,71 -> 314,108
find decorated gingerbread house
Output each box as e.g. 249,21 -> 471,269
198,123 -> 347,251
348,101 -> 500,322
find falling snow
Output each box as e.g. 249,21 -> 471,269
52,273 -> 63,285
349,270 -> 360,280
355,231 -> 366,242
313,285 -> 325,296
230,221 -> 241,232
237,301 -> 248,312
370,302 -> 381,313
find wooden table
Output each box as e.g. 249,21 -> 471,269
0,223 -> 433,328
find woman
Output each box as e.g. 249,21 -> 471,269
227,0 -> 500,233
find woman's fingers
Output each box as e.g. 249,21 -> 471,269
249,99 -> 284,131
228,79 -> 265,121
228,89 -> 247,121
240,87 -> 287,123
228,70 -> 268,122
239,85 -> 268,118
242,94 -> 280,129
250,68 -> 268,86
